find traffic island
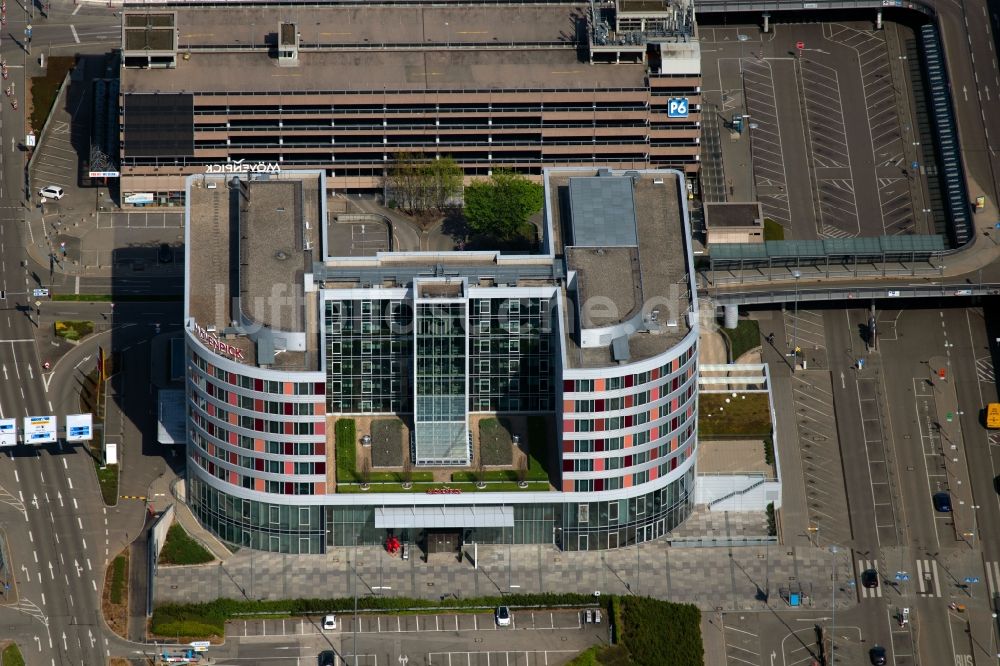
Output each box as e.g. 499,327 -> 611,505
0,641 -> 25,666
102,551 -> 129,639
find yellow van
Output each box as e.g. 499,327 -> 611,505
986,403 -> 1000,429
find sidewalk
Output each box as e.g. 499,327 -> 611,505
927,355 -> 972,545
154,541 -> 854,612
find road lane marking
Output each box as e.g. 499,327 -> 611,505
70,25 -> 79,43
61,459 -> 66,470
77,517 -> 82,530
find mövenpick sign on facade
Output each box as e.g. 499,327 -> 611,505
193,322 -> 247,361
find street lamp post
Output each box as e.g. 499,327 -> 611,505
353,536 -> 359,666
791,270 -> 801,370
829,545 -> 839,664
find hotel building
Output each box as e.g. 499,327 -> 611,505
184,166 -> 699,553
118,0 -> 701,206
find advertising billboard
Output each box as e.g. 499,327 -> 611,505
23,415 -> 57,444
0,418 -> 16,447
65,414 -> 93,442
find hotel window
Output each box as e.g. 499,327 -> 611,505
479,300 -> 490,315
361,321 -> 374,334
329,322 -> 342,335
361,341 -> 373,355
479,320 -> 490,334
479,378 -> 491,392
539,337 -> 548,353
636,496 -> 646,515
609,501 -> 619,522
575,379 -> 594,392
508,340 -> 519,354
361,380 -> 373,394
574,459 -> 594,472
360,400 -> 373,412
479,360 -> 490,373
362,361 -> 373,374
330,340 -> 342,354
509,359 -> 519,373
478,340 -> 490,353
361,301 -> 372,316
578,504 -> 590,523
509,300 -> 520,315
575,480 -> 594,492
330,381 -> 342,394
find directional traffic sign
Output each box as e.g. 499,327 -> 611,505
963,577 -> 980,584
894,572 -> 910,581
796,40 -> 805,49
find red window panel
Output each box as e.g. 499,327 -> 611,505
255,399 -> 264,412
284,483 -> 293,495
315,422 -> 325,436
208,461 -> 215,475
652,367 -> 660,380
625,415 -> 633,428
316,462 -> 326,474
625,375 -> 634,388
625,455 -> 633,467
625,395 -> 633,408
284,402 -> 294,416
315,442 -> 325,455
563,379 -> 575,392
284,422 -> 294,435
595,478 -> 604,492
596,399 -> 605,411
284,442 -> 294,455
207,383 -> 215,397
596,439 -> 604,452
563,420 -> 574,433
254,419 -> 264,431
563,440 -> 574,453
563,460 -> 574,472
254,378 -> 264,392
255,458 -> 264,471
671,457 -> 678,470
229,451 -> 237,464
595,419 -> 604,431
314,382 -> 325,395
228,372 -> 236,385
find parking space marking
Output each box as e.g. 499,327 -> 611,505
428,651 -> 578,666
976,357 -> 995,384
826,23 -> 916,236
742,58 -> 792,228
721,613 -> 761,666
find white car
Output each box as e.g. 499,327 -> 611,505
322,614 -> 337,631
38,186 -> 65,200
495,605 -> 511,627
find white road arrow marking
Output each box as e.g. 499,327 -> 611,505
56,491 -> 62,507
61,632 -> 67,651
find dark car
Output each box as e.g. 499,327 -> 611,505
158,243 -> 173,263
318,650 -> 336,666
933,492 -> 953,513
869,645 -> 887,665
861,569 -> 879,589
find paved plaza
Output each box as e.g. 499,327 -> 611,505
153,541 -> 853,612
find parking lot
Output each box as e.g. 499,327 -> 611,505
96,211 -> 184,229
232,609 -> 586,638
700,20 -> 928,240
426,650 -> 580,666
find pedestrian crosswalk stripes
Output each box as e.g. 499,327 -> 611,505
916,559 -> 941,597
985,561 -> 1000,598
858,558 -> 882,598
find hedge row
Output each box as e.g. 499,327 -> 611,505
152,592 -> 598,638
618,597 -> 703,666
334,419 -> 357,482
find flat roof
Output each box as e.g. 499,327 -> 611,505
160,4 -> 587,49
187,174 -> 321,370
568,177 -> 638,247
554,169 -> 692,368
122,48 -> 646,93
704,202 -> 763,229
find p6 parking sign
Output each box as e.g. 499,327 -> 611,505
667,98 -> 689,118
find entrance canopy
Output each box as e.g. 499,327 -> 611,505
375,505 -> 513,529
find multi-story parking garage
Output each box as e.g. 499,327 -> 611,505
183,167 -> 700,553
118,0 -> 702,206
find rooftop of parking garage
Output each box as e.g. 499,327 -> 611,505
122,48 -> 647,94
159,4 -> 590,49
185,174 -> 322,371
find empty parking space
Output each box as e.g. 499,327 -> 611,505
96,211 -> 184,229
792,364 -> 853,547
743,58 -> 792,229
826,23 -> 916,236
856,376 -> 901,547
428,650 -> 578,666
701,20 -> 927,240
31,120 -> 78,191
233,611 -> 583,638
800,59 -> 860,238
721,613 -> 760,666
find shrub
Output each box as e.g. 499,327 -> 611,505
719,319 -> 760,362
335,419 -> 358,482
159,524 -> 214,565
763,218 -> 785,241
766,502 -> 777,537
698,393 -> 771,437
110,555 -> 127,604
618,597 -> 703,666
479,418 -> 513,465
763,435 -> 775,467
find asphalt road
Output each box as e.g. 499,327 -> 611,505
0,4 -> 176,665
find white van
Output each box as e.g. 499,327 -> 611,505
38,185 -> 64,200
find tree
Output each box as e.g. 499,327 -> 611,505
361,458 -> 371,488
425,157 -> 463,211
463,170 -> 544,240
384,153 -> 463,214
